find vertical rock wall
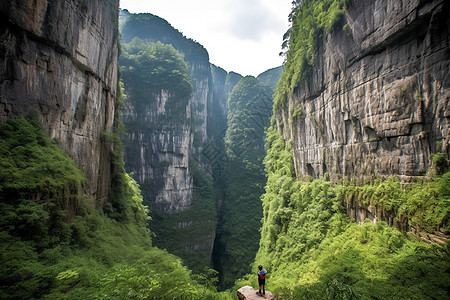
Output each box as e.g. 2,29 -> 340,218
120,13 -> 217,210
119,12 -> 240,270
280,0 -> 449,183
0,0 -> 120,205
121,89 -> 193,212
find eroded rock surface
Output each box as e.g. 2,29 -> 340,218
0,0 -> 120,205
279,0 -> 449,182
121,88 -> 193,212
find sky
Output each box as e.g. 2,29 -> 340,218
119,0 -> 292,77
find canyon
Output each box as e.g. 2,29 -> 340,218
0,1 -> 448,297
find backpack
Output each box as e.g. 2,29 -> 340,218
258,270 -> 267,279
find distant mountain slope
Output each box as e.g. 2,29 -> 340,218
257,66 -> 283,91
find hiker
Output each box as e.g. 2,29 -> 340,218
257,264 -> 267,296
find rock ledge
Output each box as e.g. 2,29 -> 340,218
237,285 -> 274,300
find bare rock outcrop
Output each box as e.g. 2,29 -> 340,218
237,286 -> 274,300
0,0 -> 120,205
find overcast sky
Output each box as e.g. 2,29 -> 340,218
119,0 -> 292,76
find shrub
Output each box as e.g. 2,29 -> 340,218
432,152 -> 448,175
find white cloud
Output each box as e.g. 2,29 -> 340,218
225,0 -> 285,41
119,0 -> 291,76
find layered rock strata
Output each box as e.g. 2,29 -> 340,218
277,0 -> 449,235
280,0 -> 449,182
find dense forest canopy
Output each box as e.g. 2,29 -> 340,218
0,117 -> 231,299
121,13 -> 209,65
120,38 -> 192,116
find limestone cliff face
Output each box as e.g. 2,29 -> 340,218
119,12 -> 242,210
121,89 -> 193,212
280,0 -> 449,183
0,0 -> 120,205
120,13 -> 214,162
120,13 -> 218,210
119,12 -> 240,271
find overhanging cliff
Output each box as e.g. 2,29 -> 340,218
0,0 -> 120,206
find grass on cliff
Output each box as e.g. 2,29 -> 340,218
235,125 -> 450,299
341,173 -> 450,233
0,116 -> 232,299
275,0 -> 345,111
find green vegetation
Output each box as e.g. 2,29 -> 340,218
0,117 -> 85,211
236,124 -> 450,299
257,66 -> 284,92
290,104 -> 305,123
149,159 -> 217,275
276,0 -> 346,110
120,38 -> 192,118
340,174 -> 450,233
0,116 -> 232,299
214,76 -> 273,289
120,13 -> 209,67
433,152 -> 449,175
225,72 -> 244,95
107,77 -> 140,222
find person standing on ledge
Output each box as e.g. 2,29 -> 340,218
257,264 -> 267,296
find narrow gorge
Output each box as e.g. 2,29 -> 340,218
118,10 -> 281,282
0,0 -> 449,299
